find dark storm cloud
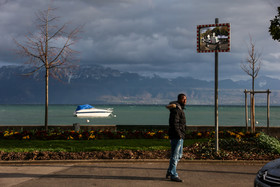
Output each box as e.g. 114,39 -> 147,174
0,0 -> 280,80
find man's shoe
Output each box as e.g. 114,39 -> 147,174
171,177 -> 183,182
166,172 -> 171,179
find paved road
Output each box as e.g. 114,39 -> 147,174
0,160 -> 264,187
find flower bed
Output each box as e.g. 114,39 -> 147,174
0,130 -> 280,160
0,129 -> 260,140
1,136 -> 280,160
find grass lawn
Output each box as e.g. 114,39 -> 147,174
0,139 -> 208,152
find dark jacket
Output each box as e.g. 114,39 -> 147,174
166,101 -> 186,139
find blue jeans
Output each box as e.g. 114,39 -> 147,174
167,139 -> 183,177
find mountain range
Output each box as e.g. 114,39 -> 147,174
0,64 -> 279,105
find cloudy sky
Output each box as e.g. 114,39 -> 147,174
0,0 -> 280,81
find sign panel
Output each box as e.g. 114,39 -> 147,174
197,23 -> 230,53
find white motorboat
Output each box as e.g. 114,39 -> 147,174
74,104 -> 113,117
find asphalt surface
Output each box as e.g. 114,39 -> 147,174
0,160 -> 266,187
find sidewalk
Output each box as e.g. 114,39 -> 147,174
0,160 -> 264,187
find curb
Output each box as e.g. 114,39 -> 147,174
0,159 -> 269,165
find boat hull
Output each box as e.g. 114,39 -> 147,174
74,108 -> 113,118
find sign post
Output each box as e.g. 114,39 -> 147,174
197,18 -> 230,153
214,18 -> 219,152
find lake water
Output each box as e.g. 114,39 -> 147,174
0,104 -> 279,127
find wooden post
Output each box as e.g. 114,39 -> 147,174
267,89 -> 270,134
244,89 -> 271,134
252,95 -> 255,133
250,91 -> 255,133
245,89 -> 248,132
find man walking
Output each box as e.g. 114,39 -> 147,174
166,93 -> 187,182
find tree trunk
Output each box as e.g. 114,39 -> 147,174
45,68 -> 49,131
45,9 -> 49,131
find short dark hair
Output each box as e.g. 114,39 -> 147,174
177,93 -> 186,101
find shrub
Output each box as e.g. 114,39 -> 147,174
256,132 -> 280,154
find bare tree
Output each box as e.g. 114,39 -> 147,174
241,36 -> 262,133
14,7 -> 82,130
